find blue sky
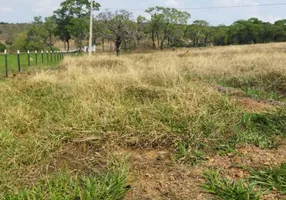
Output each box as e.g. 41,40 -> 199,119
0,0 -> 285,25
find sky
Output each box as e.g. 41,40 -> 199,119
0,0 -> 285,25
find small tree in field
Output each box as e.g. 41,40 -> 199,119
97,10 -> 136,56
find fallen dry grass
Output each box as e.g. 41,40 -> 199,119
0,43 -> 286,199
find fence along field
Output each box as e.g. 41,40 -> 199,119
0,50 -> 65,77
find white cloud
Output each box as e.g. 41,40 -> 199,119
213,0 -> 261,20
166,0 -> 179,7
0,6 -> 13,12
213,0 -> 259,7
17,0 -> 59,13
254,15 -> 281,23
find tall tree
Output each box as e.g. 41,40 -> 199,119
68,17 -> 89,51
44,16 -> 57,50
97,10 -> 136,56
53,0 -> 100,51
211,25 -> 229,46
135,16 -> 148,49
185,20 -> 210,47
274,20 -> 286,42
27,16 -> 57,51
93,19 -> 113,52
145,7 -> 190,50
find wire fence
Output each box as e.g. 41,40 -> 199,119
0,50 -> 66,78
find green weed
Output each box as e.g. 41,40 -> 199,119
249,163 -> 286,194
173,142 -> 207,166
2,170 -> 129,200
237,110 -> 286,148
202,170 -> 260,200
2,157 -> 130,200
218,71 -> 286,100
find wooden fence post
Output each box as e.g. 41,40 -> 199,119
35,50 -> 38,65
17,50 -> 21,73
4,50 -> 8,78
41,50 -> 44,63
28,50 -> 30,66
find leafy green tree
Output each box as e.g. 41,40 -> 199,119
68,17 -> 89,51
135,16 -> 149,48
228,19 -> 264,44
27,16 -> 57,51
145,7 -> 190,50
274,20 -> 286,42
185,20 -> 210,47
93,19 -> 113,52
97,10 -> 136,56
211,25 -> 229,46
44,16 -> 57,49
10,32 -> 28,52
145,8 -> 164,49
53,0 -> 100,51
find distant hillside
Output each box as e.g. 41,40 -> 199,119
0,23 -> 31,44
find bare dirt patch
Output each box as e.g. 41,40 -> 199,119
261,192 -> 286,200
234,97 -> 276,113
206,144 -> 286,200
215,85 -> 245,96
238,144 -> 286,167
48,142 -> 106,175
207,143 -> 286,178
123,149 -> 209,200
49,144 -> 286,199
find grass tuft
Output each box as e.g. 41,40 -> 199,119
173,142 -> 207,166
2,159 -> 130,200
237,110 -> 286,148
202,170 -> 260,200
249,163 -> 286,194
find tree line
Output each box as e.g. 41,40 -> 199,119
1,0 -> 286,55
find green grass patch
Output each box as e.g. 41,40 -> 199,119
173,142 -> 207,166
2,166 -> 129,200
211,109 -> 286,153
249,163 -> 286,194
236,110 -> 286,148
218,72 -> 286,100
202,170 -> 260,200
0,53 -> 62,76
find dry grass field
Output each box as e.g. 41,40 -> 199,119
0,43 -> 286,199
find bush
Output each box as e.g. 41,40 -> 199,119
0,42 -> 6,52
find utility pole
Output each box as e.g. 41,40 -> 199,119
89,0 -> 93,56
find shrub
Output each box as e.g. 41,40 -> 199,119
0,42 -> 6,52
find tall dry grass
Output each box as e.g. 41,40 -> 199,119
0,43 -> 286,195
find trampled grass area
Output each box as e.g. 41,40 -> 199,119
0,43 -> 286,199
0,52 -> 62,76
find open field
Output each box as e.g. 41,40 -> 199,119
0,53 -> 61,76
0,43 -> 286,199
